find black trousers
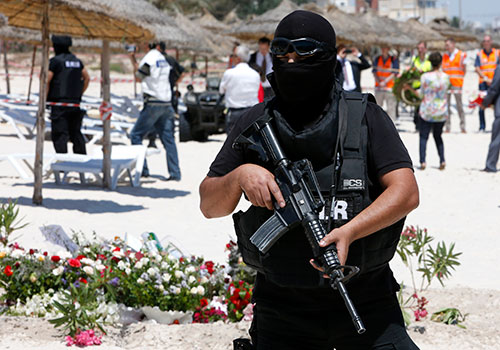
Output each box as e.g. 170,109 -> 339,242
50,106 -> 86,155
250,275 -> 419,350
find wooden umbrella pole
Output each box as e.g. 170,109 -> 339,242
101,40 -> 112,189
2,40 -> 10,94
27,45 -> 37,102
205,56 -> 208,77
33,0 -> 50,205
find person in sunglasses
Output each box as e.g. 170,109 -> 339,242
200,10 -> 419,350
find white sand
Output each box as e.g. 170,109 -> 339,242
0,53 -> 499,349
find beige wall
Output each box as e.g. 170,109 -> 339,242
378,0 -> 447,23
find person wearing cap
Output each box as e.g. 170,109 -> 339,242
442,37 -> 467,133
475,34 -> 499,132
47,35 -> 90,154
219,45 -> 261,134
372,45 -> 399,122
200,10 -> 419,350
129,42 -> 181,181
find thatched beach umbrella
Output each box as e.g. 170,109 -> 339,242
229,0 -> 299,41
322,5 -> 366,46
429,18 -> 478,43
354,10 -> 418,49
395,18 -> 444,50
0,0 -> 153,204
195,9 -> 229,33
223,8 -> 241,26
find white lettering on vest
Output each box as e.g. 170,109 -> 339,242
65,61 -> 81,68
334,200 -> 348,220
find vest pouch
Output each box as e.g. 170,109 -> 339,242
232,206 -> 273,274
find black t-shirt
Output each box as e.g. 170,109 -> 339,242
207,99 -> 413,299
208,101 -> 412,180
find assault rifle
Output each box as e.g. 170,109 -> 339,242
235,118 -> 366,334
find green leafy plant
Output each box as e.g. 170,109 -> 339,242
49,283 -> 106,337
397,226 -> 462,325
0,200 -> 28,246
431,307 -> 467,328
392,68 -> 422,106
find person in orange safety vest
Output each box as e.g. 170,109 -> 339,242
442,37 -> 466,133
372,46 -> 399,122
475,34 -> 499,132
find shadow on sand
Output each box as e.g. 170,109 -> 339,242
0,196 -> 145,214
11,182 -> 191,200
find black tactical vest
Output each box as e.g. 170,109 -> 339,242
232,91 -> 404,288
48,53 -> 84,103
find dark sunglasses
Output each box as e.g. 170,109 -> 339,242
270,37 -> 334,57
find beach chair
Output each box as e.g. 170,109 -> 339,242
50,145 -> 159,190
0,152 -> 90,180
0,107 -> 43,140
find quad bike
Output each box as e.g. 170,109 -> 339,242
179,76 -> 226,142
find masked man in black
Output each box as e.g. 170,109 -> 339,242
200,11 -> 420,350
47,35 -> 90,154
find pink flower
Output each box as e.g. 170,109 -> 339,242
67,330 -> 102,347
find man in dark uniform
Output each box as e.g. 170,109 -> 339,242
200,11 -> 420,350
47,35 -> 90,154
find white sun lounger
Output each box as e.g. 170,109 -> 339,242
50,145 -> 159,190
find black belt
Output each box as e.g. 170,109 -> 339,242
228,107 -> 250,112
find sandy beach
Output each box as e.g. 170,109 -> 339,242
0,53 -> 499,349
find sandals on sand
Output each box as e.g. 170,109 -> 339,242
439,162 -> 446,170
420,163 -> 426,170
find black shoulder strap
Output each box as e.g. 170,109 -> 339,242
338,91 -> 368,153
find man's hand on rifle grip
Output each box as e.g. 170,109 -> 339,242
309,227 -> 353,275
236,164 -> 286,210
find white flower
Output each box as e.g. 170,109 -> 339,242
134,261 -> 144,269
190,287 -> 198,295
155,254 -> 162,263
80,258 -> 94,266
137,278 -> 145,284
162,273 -> 171,283
174,287 -> 181,294
188,276 -> 196,284
11,249 -> 24,259
141,258 -> 150,265
125,268 -> 131,275
74,302 -> 81,310
147,267 -> 157,277
112,250 -> 124,259
84,248 -> 91,253
186,266 -> 196,273
56,250 -> 72,259
197,285 -> 205,295
161,261 -> 169,269
117,261 -> 127,270
52,266 -> 64,276
29,274 -> 37,283
200,276 -> 209,284
157,285 -> 165,292
174,270 -> 184,279
83,266 -> 94,275
96,264 -> 106,271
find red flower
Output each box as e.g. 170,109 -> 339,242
135,252 -> 144,260
179,257 -> 185,263
111,257 -> 120,263
4,265 -> 13,277
172,319 -> 179,325
79,277 -> 88,284
200,298 -> 209,307
51,255 -> 61,263
43,251 -> 48,256
76,255 -> 86,260
112,247 -> 120,252
29,249 -> 35,255
14,262 -> 20,268
68,258 -> 82,268
205,261 -> 215,274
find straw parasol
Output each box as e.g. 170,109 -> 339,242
322,5 -> 367,46
395,18 -> 445,50
229,0 -> 299,41
0,0 -> 154,204
354,10 -> 418,49
195,9 -> 229,32
429,18 -> 478,43
223,8 -> 241,26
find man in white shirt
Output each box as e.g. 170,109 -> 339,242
220,45 -> 261,134
129,42 -> 181,181
249,37 -> 274,99
337,44 -> 371,93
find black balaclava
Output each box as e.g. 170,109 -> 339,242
52,35 -> 72,56
271,10 -> 337,127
